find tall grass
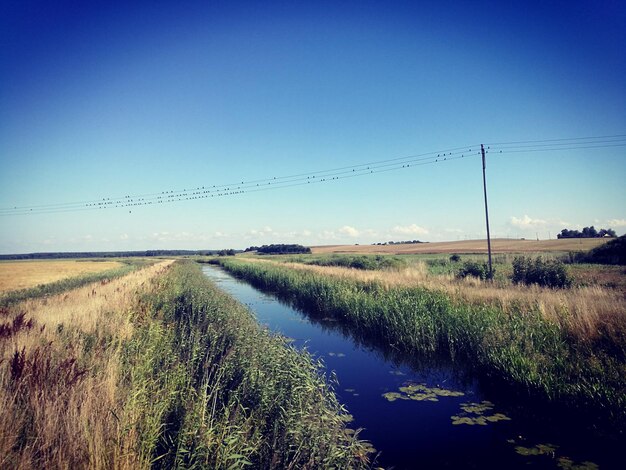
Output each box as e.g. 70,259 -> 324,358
0,260 -> 370,469
216,258 -> 626,426
131,261 -> 370,469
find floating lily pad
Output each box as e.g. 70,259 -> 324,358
451,401 -> 511,426
515,443 -> 557,457
459,401 -> 494,415
383,382 -> 464,403
557,457 -> 599,470
509,440 -> 598,470
451,416 -> 477,426
382,392 -> 408,402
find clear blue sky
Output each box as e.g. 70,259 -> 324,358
1,0 -> 625,253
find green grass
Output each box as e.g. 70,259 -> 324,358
215,258 -> 626,428
123,260 -> 371,469
300,254 -> 406,270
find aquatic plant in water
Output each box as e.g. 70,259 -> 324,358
382,382 -> 464,402
514,443 -> 558,457
510,440 -> 598,470
450,400 -> 511,425
557,457 -> 599,470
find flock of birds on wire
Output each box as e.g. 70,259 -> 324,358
1,135 -> 625,216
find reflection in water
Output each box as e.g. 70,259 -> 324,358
203,266 -> 621,469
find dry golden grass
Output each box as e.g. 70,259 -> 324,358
249,257 -> 625,345
0,260 -> 124,292
0,260 -> 174,470
312,238 -> 609,255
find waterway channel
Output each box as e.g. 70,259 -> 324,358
202,265 -> 620,469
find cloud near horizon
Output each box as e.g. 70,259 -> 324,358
391,224 -> 429,236
509,215 -> 547,229
607,218 -> 626,227
338,225 -> 360,237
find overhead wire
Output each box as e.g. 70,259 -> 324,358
1,134 -> 624,216
0,146 -> 482,215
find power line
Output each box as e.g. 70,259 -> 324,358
1,151 -> 481,215
0,145 -> 480,212
1,134 -> 624,216
0,145 -> 482,215
484,133 -> 626,146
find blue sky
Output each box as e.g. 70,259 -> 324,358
1,0 -> 625,253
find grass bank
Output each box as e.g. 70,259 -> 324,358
215,258 -> 626,427
1,260 -> 370,469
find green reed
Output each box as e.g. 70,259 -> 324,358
216,258 -> 625,426
123,260 -> 371,469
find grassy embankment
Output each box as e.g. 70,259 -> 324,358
215,257 -> 626,426
1,260 -> 370,469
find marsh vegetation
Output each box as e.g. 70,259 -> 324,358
0,260 -> 370,469
214,255 -> 626,429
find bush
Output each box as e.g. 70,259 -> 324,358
449,254 -> 461,263
457,261 -> 492,280
512,256 -> 572,288
571,235 -> 626,265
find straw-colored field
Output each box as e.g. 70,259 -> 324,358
0,260 -> 124,292
312,238 -> 609,255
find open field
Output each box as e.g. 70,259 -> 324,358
312,238 -> 610,255
0,259 -> 124,292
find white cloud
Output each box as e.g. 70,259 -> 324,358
319,230 -> 338,240
607,218 -> 626,227
248,226 -> 274,237
338,225 -> 360,237
509,215 -> 547,228
391,224 -> 429,236
120,233 -> 129,240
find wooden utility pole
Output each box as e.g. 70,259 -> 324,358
481,144 -> 493,279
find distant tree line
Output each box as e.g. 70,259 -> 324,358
0,249 -> 238,260
245,244 -> 311,255
371,240 -> 425,246
557,226 -> 616,239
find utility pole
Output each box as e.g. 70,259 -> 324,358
481,144 -> 493,279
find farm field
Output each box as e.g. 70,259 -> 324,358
0,259 -> 124,292
312,237 -> 609,255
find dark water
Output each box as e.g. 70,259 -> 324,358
202,266 -> 622,470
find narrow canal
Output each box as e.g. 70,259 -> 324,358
203,265 -> 617,469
